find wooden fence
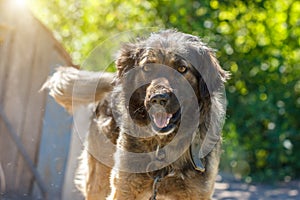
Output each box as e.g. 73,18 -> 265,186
0,2 -> 76,199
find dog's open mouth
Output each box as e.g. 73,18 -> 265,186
149,108 -> 181,134
152,112 -> 172,129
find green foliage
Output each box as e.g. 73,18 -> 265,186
30,0 -> 300,182
150,0 -> 300,182
30,0 -> 163,67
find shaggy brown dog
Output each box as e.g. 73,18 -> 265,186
44,30 -> 229,200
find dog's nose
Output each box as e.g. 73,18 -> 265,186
150,93 -> 169,106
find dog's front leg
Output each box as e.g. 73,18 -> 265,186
107,170 -> 151,200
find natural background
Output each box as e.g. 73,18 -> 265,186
28,0 -> 300,183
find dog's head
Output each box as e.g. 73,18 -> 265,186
116,30 -> 229,138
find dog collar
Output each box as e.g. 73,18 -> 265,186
190,141 -> 205,172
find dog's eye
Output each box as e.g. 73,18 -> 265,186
142,65 -> 151,72
177,66 -> 187,73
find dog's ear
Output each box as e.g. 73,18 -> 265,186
116,43 -> 144,77
182,34 -> 229,97
186,39 -> 229,171
196,49 -> 230,97
198,76 -> 210,99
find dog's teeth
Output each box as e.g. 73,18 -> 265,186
166,114 -> 172,126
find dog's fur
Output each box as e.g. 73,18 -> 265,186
43,30 -> 229,200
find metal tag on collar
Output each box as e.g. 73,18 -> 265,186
190,142 -> 205,172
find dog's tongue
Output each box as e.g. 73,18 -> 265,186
152,112 -> 172,129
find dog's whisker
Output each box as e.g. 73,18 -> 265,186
133,106 -> 145,114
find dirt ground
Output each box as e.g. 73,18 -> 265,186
213,173 -> 300,200
1,173 -> 300,199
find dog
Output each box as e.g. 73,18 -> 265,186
43,30 -> 229,200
